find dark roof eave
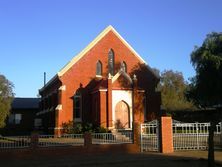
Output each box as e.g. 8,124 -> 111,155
39,74 -> 59,93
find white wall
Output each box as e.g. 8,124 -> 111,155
112,90 -> 132,129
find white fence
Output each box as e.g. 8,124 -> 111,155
0,132 -> 132,149
0,136 -> 31,149
140,120 -> 222,152
39,134 -> 84,147
92,131 -> 133,144
173,121 -> 222,150
141,120 -> 159,152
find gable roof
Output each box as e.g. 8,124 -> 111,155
12,98 -> 40,109
57,25 -> 146,77
40,25 -> 159,92
112,70 -> 133,85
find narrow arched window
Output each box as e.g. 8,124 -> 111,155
108,49 -> 115,76
73,91 -> 82,122
96,60 -> 102,76
121,61 -> 127,72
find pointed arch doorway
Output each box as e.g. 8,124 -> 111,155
115,100 -> 130,129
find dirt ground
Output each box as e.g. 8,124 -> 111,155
1,149 -> 222,167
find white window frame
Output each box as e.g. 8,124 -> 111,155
8,113 -> 22,125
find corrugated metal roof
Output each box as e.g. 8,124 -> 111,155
12,98 -> 40,109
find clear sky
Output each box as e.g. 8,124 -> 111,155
0,0 -> 221,97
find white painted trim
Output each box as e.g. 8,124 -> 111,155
138,90 -> 145,93
99,89 -> 108,92
95,75 -> 102,78
108,73 -> 112,79
53,127 -> 64,130
112,70 -> 133,84
112,71 -> 121,83
55,104 -> 62,110
58,85 -> 66,91
57,25 -> 146,77
91,89 -> 108,94
40,25 -> 159,93
112,90 -> 133,129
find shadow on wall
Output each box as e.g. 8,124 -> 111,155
117,63 -> 161,121
69,62 -> 161,126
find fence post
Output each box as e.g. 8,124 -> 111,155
133,122 -> 140,145
220,122 -> 222,146
157,120 -> 160,151
132,122 -> 140,152
158,116 -> 174,153
84,132 -> 92,148
196,122 -> 199,150
30,132 -> 39,149
140,124 -> 143,152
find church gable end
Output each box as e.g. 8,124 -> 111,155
39,25 -> 161,134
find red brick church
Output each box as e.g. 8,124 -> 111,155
38,25 -> 161,134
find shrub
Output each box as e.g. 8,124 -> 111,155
61,121 -> 109,134
95,126 -> 110,133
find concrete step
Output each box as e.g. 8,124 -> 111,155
111,130 -> 130,141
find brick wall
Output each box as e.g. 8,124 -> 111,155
40,30 -> 160,130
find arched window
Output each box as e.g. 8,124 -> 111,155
73,91 -> 82,122
96,60 -> 102,76
108,49 -> 115,76
121,61 -> 127,72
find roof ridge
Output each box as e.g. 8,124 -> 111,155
57,25 -> 146,77
40,25 -> 159,92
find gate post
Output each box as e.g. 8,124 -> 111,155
132,122 -> 141,152
30,131 -> 39,149
220,122 -> 222,146
84,132 -> 92,148
133,122 -> 140,144
158,116 -> 174,153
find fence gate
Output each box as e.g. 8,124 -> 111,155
173,120 -> 221,150
141,120 -> 159,152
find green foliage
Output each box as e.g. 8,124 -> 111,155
187,32 -> 222,108
185,32 -> 222,167
61,121 -> 109,134
157,70 -> 195,112
94,126 -> 110,133
0,74 -> 14,128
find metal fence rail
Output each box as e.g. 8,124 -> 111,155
0,136 -> 31,149
173,133 -> 208,150
141,121 -> 158,152
173,121 -> 222,150
38,134 -> 84,147
92,132 -> 133,144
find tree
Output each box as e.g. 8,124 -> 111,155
0,74 -> 14,128
186,32 -> 222,167
158,70 -> 195,112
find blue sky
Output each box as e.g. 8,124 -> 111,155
0,0 -> 221,97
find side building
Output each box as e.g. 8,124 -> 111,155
1,97 -> 40,136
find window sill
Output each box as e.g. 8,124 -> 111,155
96,75 -> 102,78
74,118 -> 82,123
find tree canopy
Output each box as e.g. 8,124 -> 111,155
186,32 -> 222,108
186,32 -> 222,167
0,74 -> 14,128
157,69 -> 195,112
